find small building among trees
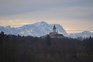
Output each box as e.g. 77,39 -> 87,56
49,25 -> 64,38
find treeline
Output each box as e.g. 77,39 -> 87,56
0,32 -> 93,62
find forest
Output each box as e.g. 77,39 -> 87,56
0,32 -> 93,62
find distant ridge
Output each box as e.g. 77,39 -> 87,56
68,31 -> 93,38
0,21 -> 93,38
0,21 -> 67,37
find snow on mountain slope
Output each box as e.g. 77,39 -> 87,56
0,21 -> 93,38
0,26 -> 18,35
0,21 -> 67,37
68,31 -> 93,39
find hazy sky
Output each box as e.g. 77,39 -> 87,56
0,0 -> 93,33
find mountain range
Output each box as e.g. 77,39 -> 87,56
68,31 -> 93,38
0,21 -> 93,38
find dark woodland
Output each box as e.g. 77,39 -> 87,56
0,32 -> 93,62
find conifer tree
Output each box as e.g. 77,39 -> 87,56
46,35 -> 51,46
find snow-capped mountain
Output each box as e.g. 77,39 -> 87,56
0,21 -> 93,38
0,21 -> 67,37
68,31 -> 93,39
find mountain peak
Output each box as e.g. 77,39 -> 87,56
40,21 -> 47,24
35,21 -> 48,24
0,21 -> 67,37
82,31 -> 91,34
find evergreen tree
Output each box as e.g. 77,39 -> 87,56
46,35 -> 51,46
0,31 -> 5,44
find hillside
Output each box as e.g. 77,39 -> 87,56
0,33 -> 93,62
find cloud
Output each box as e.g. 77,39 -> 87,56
0,5 -> 93,21
0,0 -> 92,15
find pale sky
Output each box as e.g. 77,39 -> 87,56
0,0 -> 93,33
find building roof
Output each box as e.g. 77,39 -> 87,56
49,32 -> 58,35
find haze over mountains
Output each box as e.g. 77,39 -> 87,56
0,21 -> 93,38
